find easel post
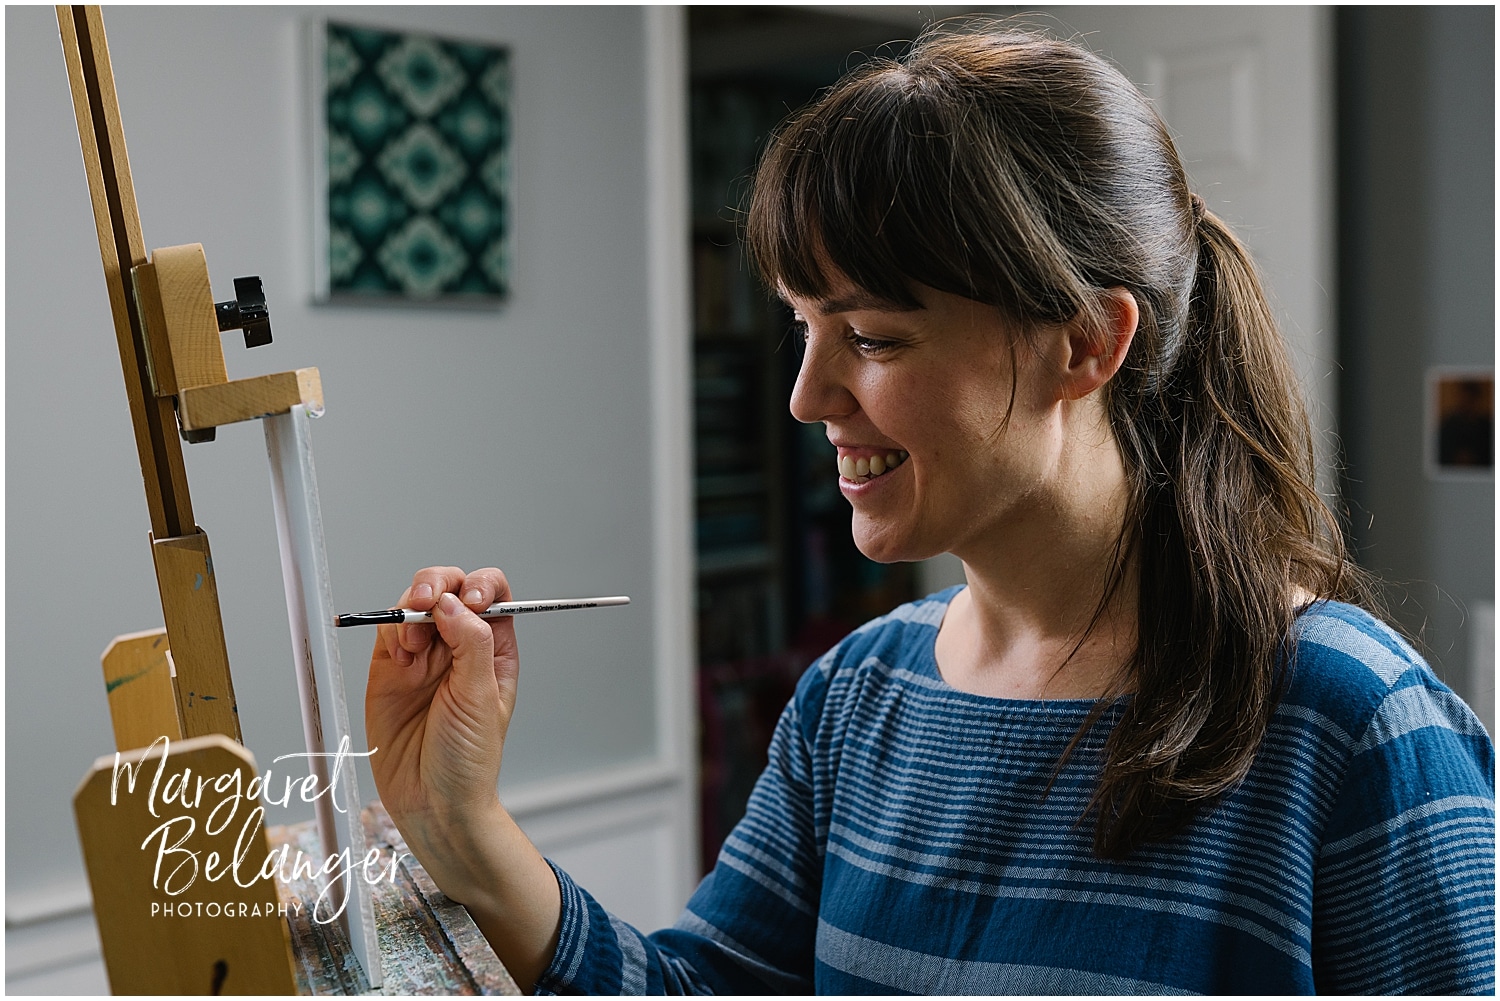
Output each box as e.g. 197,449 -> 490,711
56,4 -> 241,744
57,4 -> 373,992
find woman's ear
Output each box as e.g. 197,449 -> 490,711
1061,289 -> 1138,401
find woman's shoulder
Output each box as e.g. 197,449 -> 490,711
813,585 -> 961,673
1290,599 -> 1426,696
1285,600 -> 1491,759
791,586 -> 964,720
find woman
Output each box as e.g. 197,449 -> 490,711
365,26 -> 1494,994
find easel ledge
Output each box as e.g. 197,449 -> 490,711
273,803 -> 519,996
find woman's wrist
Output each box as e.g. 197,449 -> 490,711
390,795 -> 508,905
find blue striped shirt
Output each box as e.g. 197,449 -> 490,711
536,590 -> 1495,994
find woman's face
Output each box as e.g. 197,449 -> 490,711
785,273 -> 1070,565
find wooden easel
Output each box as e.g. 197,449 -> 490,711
58,6 -> 334,993
58,9 -> 520,994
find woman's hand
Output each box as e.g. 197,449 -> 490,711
365,566 -> 517,831
365,566 -> 562,990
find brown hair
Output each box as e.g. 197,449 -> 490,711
746,25 -> 1372,857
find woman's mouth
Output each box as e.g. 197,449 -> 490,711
838,449 -> 908,483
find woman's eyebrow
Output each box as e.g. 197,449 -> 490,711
778,287 -> 916,314
819,291 -> 912,313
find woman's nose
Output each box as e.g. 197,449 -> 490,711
789,335 -> 855,425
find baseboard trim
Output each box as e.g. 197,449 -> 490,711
503,759 -> 683,819
7,760 -> 684,928
6,882 -> 93,929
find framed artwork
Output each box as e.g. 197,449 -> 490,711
310,21 -> 511,304
1427,368 -> 1494,479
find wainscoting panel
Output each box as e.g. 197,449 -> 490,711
5,767 -> 695,994
5,908 -> 108,995
515,775 -> 695,933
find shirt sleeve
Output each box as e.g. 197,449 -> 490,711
1311,670 -> 1496,993
534,668 -> 826,995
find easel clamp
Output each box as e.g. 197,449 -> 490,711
130,242 -> 322,437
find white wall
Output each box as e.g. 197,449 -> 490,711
6,3 -> 689,953
1338,7 -> 1495,726
1423,9 -> 1495,725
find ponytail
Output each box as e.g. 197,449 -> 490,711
1087,202 -> 1361,856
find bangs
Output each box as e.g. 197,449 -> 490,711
746,64 -> 928,312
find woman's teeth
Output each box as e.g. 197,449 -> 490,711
839,451 -> 908,482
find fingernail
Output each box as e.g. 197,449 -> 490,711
463,589 -> 483,607
413,583 -> 433,601
394,646 -> 413,666
438,592 -> 461,614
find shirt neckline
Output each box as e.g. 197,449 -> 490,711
915,585 -> 1123,711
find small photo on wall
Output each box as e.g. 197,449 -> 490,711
1428,369 -> 1494,478
311,21 -> 510,304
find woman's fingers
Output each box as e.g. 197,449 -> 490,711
379,568 -> 518,701
395,566 -> 469,662
375,623 -> 403,669
460,567 -> 513,611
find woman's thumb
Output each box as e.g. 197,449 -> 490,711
432,592 -> 499,703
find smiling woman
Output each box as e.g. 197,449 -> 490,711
781,279 -> 1139,703
783,281 -> 1129,569
364,22 -> 1495,995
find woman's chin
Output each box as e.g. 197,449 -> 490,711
850,520 -> 931,565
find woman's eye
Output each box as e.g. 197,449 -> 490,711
788,319 -> 809,355
850,333 -> 895,355
788,318 -> 896,357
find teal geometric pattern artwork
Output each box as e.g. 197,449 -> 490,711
323,23 -> 510,302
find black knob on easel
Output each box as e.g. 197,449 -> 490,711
214,276 -> 272,348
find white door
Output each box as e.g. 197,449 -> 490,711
1039,6 -> 1337,489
